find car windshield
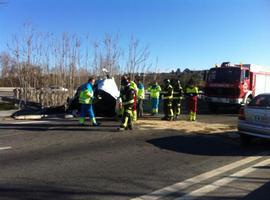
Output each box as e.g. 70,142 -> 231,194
248,95 -> 270,107
208,68 -> 241,83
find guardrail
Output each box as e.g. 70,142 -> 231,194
0,87 -> 16,92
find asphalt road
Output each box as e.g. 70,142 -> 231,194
0,116 -> 270,200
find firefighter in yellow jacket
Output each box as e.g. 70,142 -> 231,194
162,79 -> 174,121
129,78 -> 138,121
118,76 -> 135,131
172,79 -> 183,120
185,79 -> 199,121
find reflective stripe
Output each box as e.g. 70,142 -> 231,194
163,96 -> 173,99
122,99 -> 135,105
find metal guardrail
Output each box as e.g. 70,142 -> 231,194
0,87 -> 16,92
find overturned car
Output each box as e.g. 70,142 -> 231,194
67,78 -> 120,117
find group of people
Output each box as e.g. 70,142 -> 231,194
146,78 -> 199,121
77,75 -> 199,131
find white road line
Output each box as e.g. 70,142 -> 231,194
0,146 -> 12,150
0,132 -> 31,138
1,121 -> 50,125
130,152 -> 269,200
174,157 -> 270,200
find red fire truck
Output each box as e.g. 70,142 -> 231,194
204,62 -> 270,111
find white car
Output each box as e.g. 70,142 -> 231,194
47,86 -> 68,92
238,93 -> 270,145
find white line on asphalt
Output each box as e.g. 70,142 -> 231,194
130,152 -> 269,200
174,157 -> 270,200
1,121 -> 50,125
0,146 -> 12,150
0,132 -> 30,138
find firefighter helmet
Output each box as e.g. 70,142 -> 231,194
121,75 -> 129,86
163,79 -> 170,84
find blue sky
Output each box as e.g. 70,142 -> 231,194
0,0 -> 270,71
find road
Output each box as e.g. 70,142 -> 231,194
0,115 -> 269,200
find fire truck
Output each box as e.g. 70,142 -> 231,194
204,62 -> 270,111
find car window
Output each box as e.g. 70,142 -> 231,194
248,95 -> 270,107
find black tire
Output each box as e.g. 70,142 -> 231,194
240,133 -> 252,146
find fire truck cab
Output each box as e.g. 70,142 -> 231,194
204,62 -> 270,111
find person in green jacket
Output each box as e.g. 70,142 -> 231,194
136,77 -> 145,118
185,78 -> 199,121
79,77 -> 99,126
147,81 -> 162,115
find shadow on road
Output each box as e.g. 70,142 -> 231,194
147,133 -> 270,156
0,183 -> 141,200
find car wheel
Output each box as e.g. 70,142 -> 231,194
240,133 -> 252,146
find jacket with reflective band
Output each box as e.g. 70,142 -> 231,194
121,85 -> 135,106
79,83 -> 94,104
173,85 -> 183,99
130,81 -> 138,94
137,83 -> 145,99
147,84 -> 161,98
186,86 -> 199,96
163,84 -> 173,99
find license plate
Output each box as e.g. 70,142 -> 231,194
254,115 -> 267,123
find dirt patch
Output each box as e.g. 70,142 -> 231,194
136,114 -> 237,134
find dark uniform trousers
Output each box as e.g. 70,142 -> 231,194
121,86 -> 135,129
163,84 -> 174,120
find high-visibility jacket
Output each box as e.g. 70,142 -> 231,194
186,86 -> 199,96
173,84 -> 183,100
137,83 -> 145,100
79,83 -> 94,104
147,84 -> 161,98
163,84 -> 173,99
121,84 -> 135,106
130,81 -> 138,94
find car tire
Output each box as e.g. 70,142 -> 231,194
240,133 -> 252,146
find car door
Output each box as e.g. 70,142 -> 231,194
245,95 -> 269,126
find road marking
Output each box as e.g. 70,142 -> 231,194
0,120 -> 50,125
0,132 -> 31,138
130,153 -> 269,200
0,146 -> 12,151
174,157 -> 270,200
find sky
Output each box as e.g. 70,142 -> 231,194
0,0 -> 270,71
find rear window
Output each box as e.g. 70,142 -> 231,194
248,95 -> 270,107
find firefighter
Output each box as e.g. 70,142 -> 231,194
162,79 -> 174,121
147,81 -> 162,115
129,78 -> 138,121
136,77 -> 145,118
79,77 -> 99,126
172,79 -> 183,120
185,78 -> 199,121
118,75 -> 135,131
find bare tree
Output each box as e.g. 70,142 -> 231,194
1,24 -> 158,106
125,37 -> 150,80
